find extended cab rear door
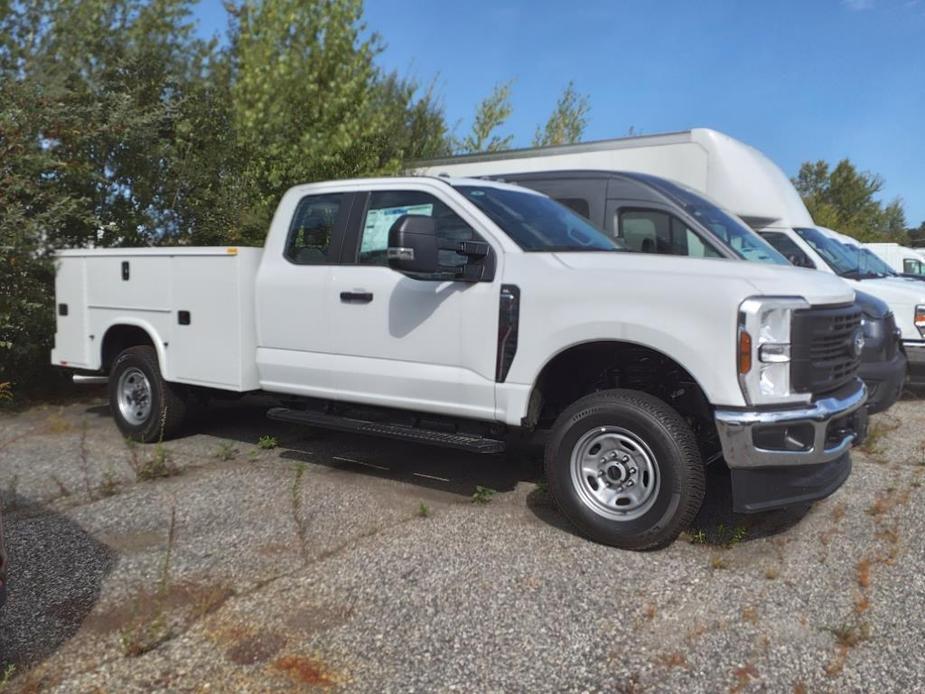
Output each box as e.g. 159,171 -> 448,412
327,182 -> 500,420
255,191 -> 354,395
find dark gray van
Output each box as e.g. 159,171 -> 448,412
489,170 -> 905,415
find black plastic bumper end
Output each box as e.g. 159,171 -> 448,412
731,453 -> 852,514
860,350 -> 906,415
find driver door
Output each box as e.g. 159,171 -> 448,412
328,187 -> 500,420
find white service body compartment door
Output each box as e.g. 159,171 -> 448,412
168,256 -> 254,389
51,256 -> 90,368
328,266 -> 498,420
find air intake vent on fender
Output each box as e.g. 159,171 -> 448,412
496,285 -> 520,382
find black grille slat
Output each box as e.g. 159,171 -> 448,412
790,304 -> 862,396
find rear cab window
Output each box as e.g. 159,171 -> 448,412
284,193 -> 348,265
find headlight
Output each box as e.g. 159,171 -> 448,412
737,297 -> 810,406
915,305 -> 925,338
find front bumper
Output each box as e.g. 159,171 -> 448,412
904,341 -> 925,387
714,380 -> 867,513
859,348 -> 906,415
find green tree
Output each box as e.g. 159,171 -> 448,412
533,81 -> 590,147
458,80 -> 514,154
793,159 -> 907,242
226,0 -> 450,242
0,0 -> 453,396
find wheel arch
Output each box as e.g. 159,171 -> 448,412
100,320 -> 168,378
525,339 -> 718,454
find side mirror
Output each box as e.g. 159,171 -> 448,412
387,215 -> 439,275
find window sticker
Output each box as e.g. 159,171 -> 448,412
362,204 -> 434,252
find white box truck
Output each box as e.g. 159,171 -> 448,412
53,176 -> 868,549
416,128 -> 925,387
865,242 -> 925,278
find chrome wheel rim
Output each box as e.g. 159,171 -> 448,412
117,367 -> 152,426
569,426 -> 660,521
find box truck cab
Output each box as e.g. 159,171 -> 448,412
416,128 -> 924,390
865,242 -> 925,279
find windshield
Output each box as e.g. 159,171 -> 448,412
837,243 -> 896,278
639,176 -> 789,265
455,185 -> 621,252
794,227 -> 872,278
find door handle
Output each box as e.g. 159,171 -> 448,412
340,291 -> 373,304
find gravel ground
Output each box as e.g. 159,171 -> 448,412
1,393 -> 924,692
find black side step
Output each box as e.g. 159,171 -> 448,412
266,407 -> 506,454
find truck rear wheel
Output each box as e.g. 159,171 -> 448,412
545,389 -> 704,550
109,346 -> 187,442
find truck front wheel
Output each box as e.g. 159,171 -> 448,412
545,389 -> 705,550
109,346 -> 187,442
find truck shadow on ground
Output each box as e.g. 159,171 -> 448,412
183,399 -> 812,546
86,398 -> 813,547
0,491 -> 117,673
524,463 -> 812,546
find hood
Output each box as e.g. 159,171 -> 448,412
843,277 -> 925,340
846,277 -> 925,305
854,290 -> 889,320
552,253 -> 854,307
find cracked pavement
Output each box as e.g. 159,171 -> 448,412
1,392 -> 925,692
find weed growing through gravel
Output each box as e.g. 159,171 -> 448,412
686,529 -> 707,545
120,507 -> 177,657
471,486 -> 495,504
826,621 -> 871,648
417,502 -> 430,518
99,468 -> 119,497
290,463 -> 309,562
859,419 -> 899,456
764,566 -> 780,580
138,443 -> 174,480
214,442 -> 238,461
0,664 -> 16,690
258,435 -> 279,450
710,554 -> 729,570
686,524 -> 748,548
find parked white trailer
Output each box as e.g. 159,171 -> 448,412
416,129 -> 925,383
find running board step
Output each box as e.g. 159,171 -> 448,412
266,407 -> 506,454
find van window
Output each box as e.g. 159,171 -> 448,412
359,190 -> 479,267
556,197 -> 591,219
760,232 -> 816,269
904,258 -> 925,275
284,193 -> 346,265
617,209 -> 722,258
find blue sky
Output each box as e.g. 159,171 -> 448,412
193,0 -> 925,225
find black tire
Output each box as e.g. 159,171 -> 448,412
545,389 -> 704,550
108,346 -> 187,442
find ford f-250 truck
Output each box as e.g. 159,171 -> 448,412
52,177 -> 868,549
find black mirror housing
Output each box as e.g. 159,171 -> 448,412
387,215 -> 439,274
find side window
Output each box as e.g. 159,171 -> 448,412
359,190 -> 479,267
903,258 -> 923,275
284,193 -> 346,265
556,197 -> 591,219
761,232 -> 816,268
617,209 -> 722,258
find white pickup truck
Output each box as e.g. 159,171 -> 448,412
52,176 -> 868,549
